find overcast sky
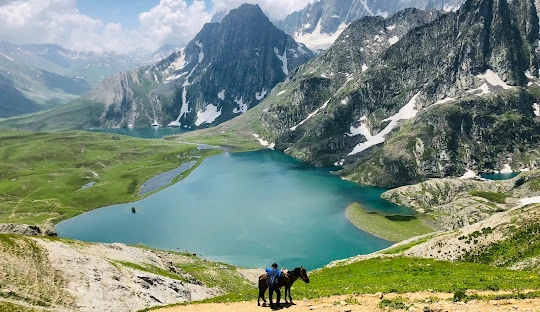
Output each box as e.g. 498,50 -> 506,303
0,0 -> 313,53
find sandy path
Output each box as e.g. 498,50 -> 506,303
155,293 -> 540,312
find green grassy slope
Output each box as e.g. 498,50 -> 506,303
0,130 -> 221,227
346,203 -> 434,242
0,99 -> 105,131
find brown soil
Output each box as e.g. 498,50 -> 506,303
154,292 -> 540,312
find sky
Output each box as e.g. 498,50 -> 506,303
0,0 -> 313,53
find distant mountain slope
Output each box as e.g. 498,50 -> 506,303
248,0 -> 540,187
0,4 -> 315,131
276,0 -> 466,52
0,42 -> 148,118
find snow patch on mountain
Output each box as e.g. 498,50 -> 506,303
518,196 -> 540,206
478,70 -> 514,90
290,98 -> 331,131
195,104 -> 221,126
178,87 -> 191,122
256,88 -> 267,100
433,97 -> 455,105
359,0 -> 374,16
218,90 -> 225,100
294,21 -> 349,52
459,169 -> 478,179
233,97 -> 248,114
347,115 -> 371,137
467,83 -> 491,95
348,93 -> 420,156
165,72 -> 187,82
170,52 -> 186,70
533,103 -> 540,117
500,164 -> 513,173
274,47 -> 289,76
182,41 -> 204,87
252,134 -> 275,149
388,36 -> 399,45
0,52 -> 14,61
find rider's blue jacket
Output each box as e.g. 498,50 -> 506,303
266,267 -> 281,286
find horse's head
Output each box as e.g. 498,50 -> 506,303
294,266 -> 310,283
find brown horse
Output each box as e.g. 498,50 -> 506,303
257,267 -> 310,307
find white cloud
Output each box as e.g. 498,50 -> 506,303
0,0 -> 136,51
0,0 -> 314,53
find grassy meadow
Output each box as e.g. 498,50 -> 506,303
149,256 -> 540,309
346,203 -> 434,242
0,130 -> 223,227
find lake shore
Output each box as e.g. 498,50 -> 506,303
345,203 -> 434,242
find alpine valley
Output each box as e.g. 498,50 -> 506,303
5,0 -> 540,311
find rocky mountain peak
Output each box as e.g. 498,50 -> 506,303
38,3 -> 315,130
223,3 -> 268,24
253,0 -> 540,187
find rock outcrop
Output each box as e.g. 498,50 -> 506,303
381,170 -> 540,230
0,223 -> 57,236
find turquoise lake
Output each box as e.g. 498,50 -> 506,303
480,172 -> 520,180
56,129 -> 412,270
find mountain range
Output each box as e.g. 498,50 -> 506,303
0,42 -> 147,118
247,0 -> 540,187
276,0 -> 467,52
1,4 -> 314,130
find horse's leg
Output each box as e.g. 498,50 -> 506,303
283,286 -> 288,303
258,276 -> 268,306
288,286 -> 293,304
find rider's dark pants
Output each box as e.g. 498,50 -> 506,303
269,284 -> 281,307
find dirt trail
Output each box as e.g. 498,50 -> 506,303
155,292 -> 540,312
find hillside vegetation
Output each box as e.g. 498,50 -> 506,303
0,130 -> 222,228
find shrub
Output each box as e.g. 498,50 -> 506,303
453,289 -> 467,302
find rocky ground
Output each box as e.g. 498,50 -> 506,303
381,170 -> 540,230
153,292 -> 540,312
0,235 -> 259,312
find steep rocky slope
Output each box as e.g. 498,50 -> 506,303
251,0 -> 540,187
0,235 -> 257,312
382,169 -> 540,230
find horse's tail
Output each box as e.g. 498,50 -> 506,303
257,274 -> 267,306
